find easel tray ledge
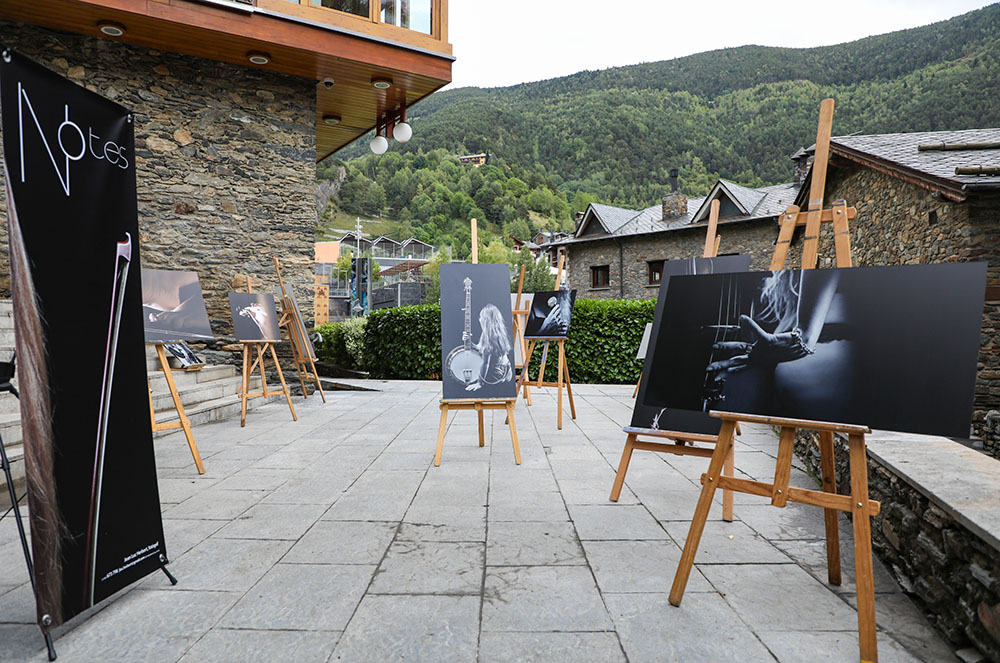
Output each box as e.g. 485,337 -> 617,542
709,410 -> 871,434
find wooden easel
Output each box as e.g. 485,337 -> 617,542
611,198 -> 736,519
632,198 -> 724,399
435,219 -> 522,466
667,99 -> 880,663
147,342 -> 205,474
516,254 -> 577,429
511,265 -> 532,405
237,274 -> 297,426
273,257 -> 326,403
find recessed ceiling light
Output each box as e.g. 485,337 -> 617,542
322,114 -> 341,126
371,77 -> 392,89
247,51 -> 271,65
98,21 -> 126,37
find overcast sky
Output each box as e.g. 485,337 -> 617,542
447,0 -> 996,89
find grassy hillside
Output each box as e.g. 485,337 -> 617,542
334,4 -> 1000,207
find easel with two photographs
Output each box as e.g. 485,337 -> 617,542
666,99 -> 881,663
609,197 -> 737,518
235,274 -> 297,427
516,254 -> 577,430
273,257 -> 326,403
435,219 -> 522,466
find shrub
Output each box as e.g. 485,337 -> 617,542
361,297 -> 654,384
364,304 -> 442,379
524,298 -> 655,385
314,317 -> 368,370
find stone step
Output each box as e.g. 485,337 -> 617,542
150,374 -> 263,413
150,391 -> 285,435
146,364 -> 237,392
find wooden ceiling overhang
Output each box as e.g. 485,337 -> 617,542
0,0 -> 454,160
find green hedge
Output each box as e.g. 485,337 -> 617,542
524,298 -> 654,385
364,304 -> 442,379
358,298 -> 655,384
315,318 -> 367,370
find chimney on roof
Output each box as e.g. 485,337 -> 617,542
662,169 -> 687,220
791,149 -> 813,185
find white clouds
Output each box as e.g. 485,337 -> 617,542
447,0 -> 995,89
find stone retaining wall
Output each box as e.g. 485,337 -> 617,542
796,432 -> 1000,661
0,21 -> 317,337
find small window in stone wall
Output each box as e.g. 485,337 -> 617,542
591,265 -> 610,288
928,210 -> 938,225
648,261 -> 663,285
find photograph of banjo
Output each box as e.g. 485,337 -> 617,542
445,277 -> 513,393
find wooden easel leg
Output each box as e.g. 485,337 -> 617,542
147,379 -> 157,430
669,420 -> 736,606
819,430 -> 842,585
291,343 -> 308,399
849,432 -> 878,663
506,402 -> 521,465
307,355 -> 327,403
722,441 -> 734,522
562,349 -> 576,420
522,340 -> 536,404
157,345 -> 204,474
256,344 -> 270,398
240,344 -> 249,427
632,374 -> 641,398
609,432 -> 637,502
434,404 -> 449,467
269,343 -> 297,421
477,404 -> 485,447
556,341 -> 564,430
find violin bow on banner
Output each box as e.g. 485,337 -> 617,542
85,232 -> 132,607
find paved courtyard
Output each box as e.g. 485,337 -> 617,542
1,380 -> 959,662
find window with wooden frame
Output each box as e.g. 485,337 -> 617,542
591,265 -> 610,288
648,260 -> 663,285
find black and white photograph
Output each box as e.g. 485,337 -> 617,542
141,269 -> 214,343
639,262 -> 985,438
229,293 -> 282,342
164,342 -> 204,368
523,289 -> 577,339
632,255 -> 752,434
441,264 -> 517,400
636,322 -> 653,360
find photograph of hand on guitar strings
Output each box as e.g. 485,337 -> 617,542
638,262 -> 986,439
141,269 -> 214,343
229,293 -> 282,342
523,289 -> 577,339
440,264 -> 517,400
631,255 -> 753,434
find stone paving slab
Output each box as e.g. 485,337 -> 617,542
0,380 -> 957,662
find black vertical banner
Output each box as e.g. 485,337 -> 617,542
1,50 -> 166,626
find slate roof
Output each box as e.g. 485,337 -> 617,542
586,203 -> 639,234
720,179 -> 766,213
546,180 -> 799,248
825,128 -> 1000,199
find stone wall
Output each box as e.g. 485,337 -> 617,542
796,432 -> 1000,661
565,219 -> 779,300
0,21 -> 317,339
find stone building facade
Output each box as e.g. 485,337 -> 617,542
0,21 -> 317,336
566,220 -> 779,301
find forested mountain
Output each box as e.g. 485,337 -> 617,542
333,3 -> 1000,208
